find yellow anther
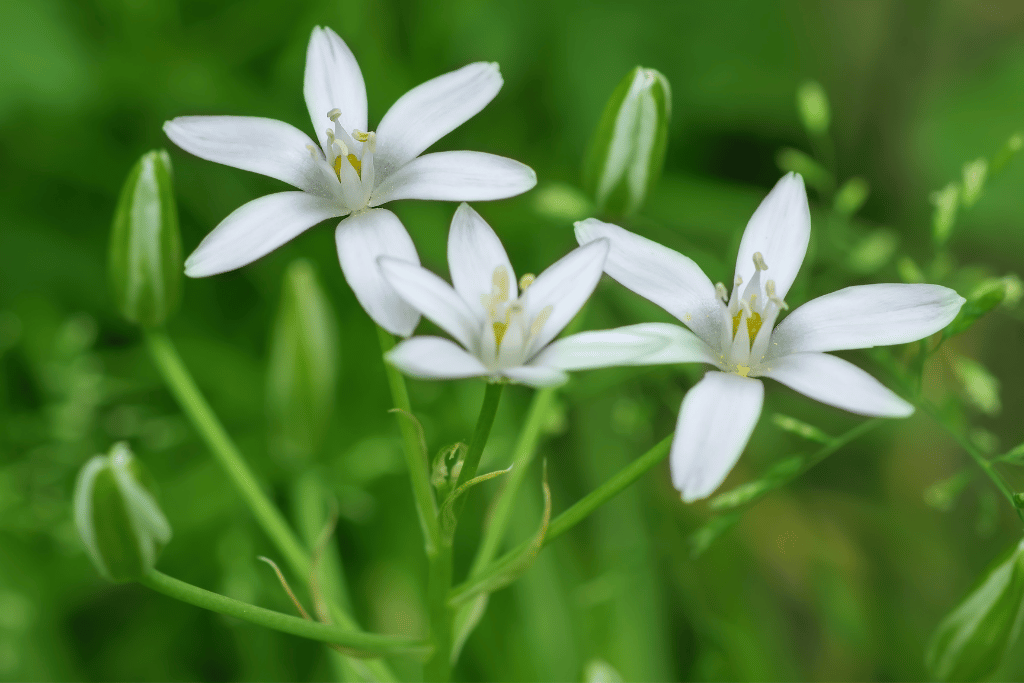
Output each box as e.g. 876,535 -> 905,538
492,321 -> 508,347
352,129 -> 370,142
530,305 -> 553,338
519,273 -> 536,291
715,282 -> 729,302
753,252 -> 768,271
326,129 -> 336,143
327,108 -> 342,121
731,309 -> 763,340
347,153 -> 361,177
492,267 -> 510,302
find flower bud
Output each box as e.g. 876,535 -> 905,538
583,67 -> 671,217
109,150 -> 182,327
266,259 -> 339,464
73,443 -> 172,582
796,80 -> 830,136
926,539 -> 1024,681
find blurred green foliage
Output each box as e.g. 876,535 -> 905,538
2,0 -> 1024,680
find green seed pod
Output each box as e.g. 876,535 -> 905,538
73,443 -> 172,582
266,259 -> 339,464
926,539 -> 1024,681
109,150 -> 182,327
583,66 -> 671,217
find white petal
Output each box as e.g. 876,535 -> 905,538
521,240 -> 609,354
185,192 -> 344,277
671,371 -> 764,502
374,63 -> 502,180
335,209 -> 421,336
503,365 -> 569,388
386,336 -> 488,380
574,218 -> 720,343
369,152 -> 536,206
304,26 -> 368,153
164,116 -> 336,195
531,323 -> 715,370
769,284 -> 966,356
378,257 -> 479,350
447,203 -> 515,320
734,172 -> 810,301
761,352 -> 913,417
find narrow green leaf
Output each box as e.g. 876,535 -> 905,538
439,465 -> 513,545
707,456 -> 804,512
771,414 -> 833,444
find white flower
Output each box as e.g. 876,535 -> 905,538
576,172 -> 966,501
380,203 -> 672,387
164,26 -> 537,335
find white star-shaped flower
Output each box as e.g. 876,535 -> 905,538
380,204 -> 670,386
576,173 -> 966,501
164,26 -> 536,335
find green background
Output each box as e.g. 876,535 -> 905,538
2,0 -> 1024,680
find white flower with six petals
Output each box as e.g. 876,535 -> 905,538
164,26 -> 536,335
381,204 -> 672,387
576,173 -> 965,501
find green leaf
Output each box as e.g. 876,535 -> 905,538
266,259 -> 340,465
108,150 -> 182,328
771,414 -> 833,444
796,80 -> 830,136
583,66 -> 671,217
926,539 -> 1024,681
707,456 -> 804,512
73,443 -> 172,582
439,465 -> 512,545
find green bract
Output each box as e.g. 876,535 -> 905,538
73,443 -> 172,583
583,66 -> 671,217
109,150 -> 182,327
926,539 -> 1024,682
266,259 -> 339,464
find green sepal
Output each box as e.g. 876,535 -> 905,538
109,150 -> 182,328
73,443 -> 172,582
926,539 -> 1024,681
266,259 -> 340,465
583,66 -> 671,217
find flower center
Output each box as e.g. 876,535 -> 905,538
325,108 -> 374,182
480,267 -> 551,364
714,251 -> 788,376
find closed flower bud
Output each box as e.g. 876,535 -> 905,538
109,150 -> 182,327
73,443 -> 172,582
583,67 -> 671,217
926,539 -> 1024,681
266,259 -> 339,464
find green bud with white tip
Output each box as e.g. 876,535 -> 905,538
109,150 -> 182,327
73,443 -> 172,582
926,539 -> 1024,681
583,66 -> 671,217
266,259 -> 339,464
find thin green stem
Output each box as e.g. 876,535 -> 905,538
453,382 -> 505,495
918,400 -> 1024,525
146,331 -> 396,681
376,327 -> 440,553
424,381 -> 504,682
451,434 -> 672,602
470,388 -> 556,576
140,571 -> 430,658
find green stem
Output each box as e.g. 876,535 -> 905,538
376,327 -> 440,553
145,331 -> 396,681
140,571 -> 430,658
470,388 -> 556,576
424,381 -> 504,682
451,434 -> 672,602
453,382 -> 505,494
918,400 -> 1024,525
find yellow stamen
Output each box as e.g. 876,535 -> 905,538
736,365 -> 751,377
731,310 -> 763,339
492,321 -> 508,347
519,273 -> 536,290
347,153 -> 361,177
492,267 -> 510,302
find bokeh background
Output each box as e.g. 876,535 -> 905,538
3,0 -> 1024,680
